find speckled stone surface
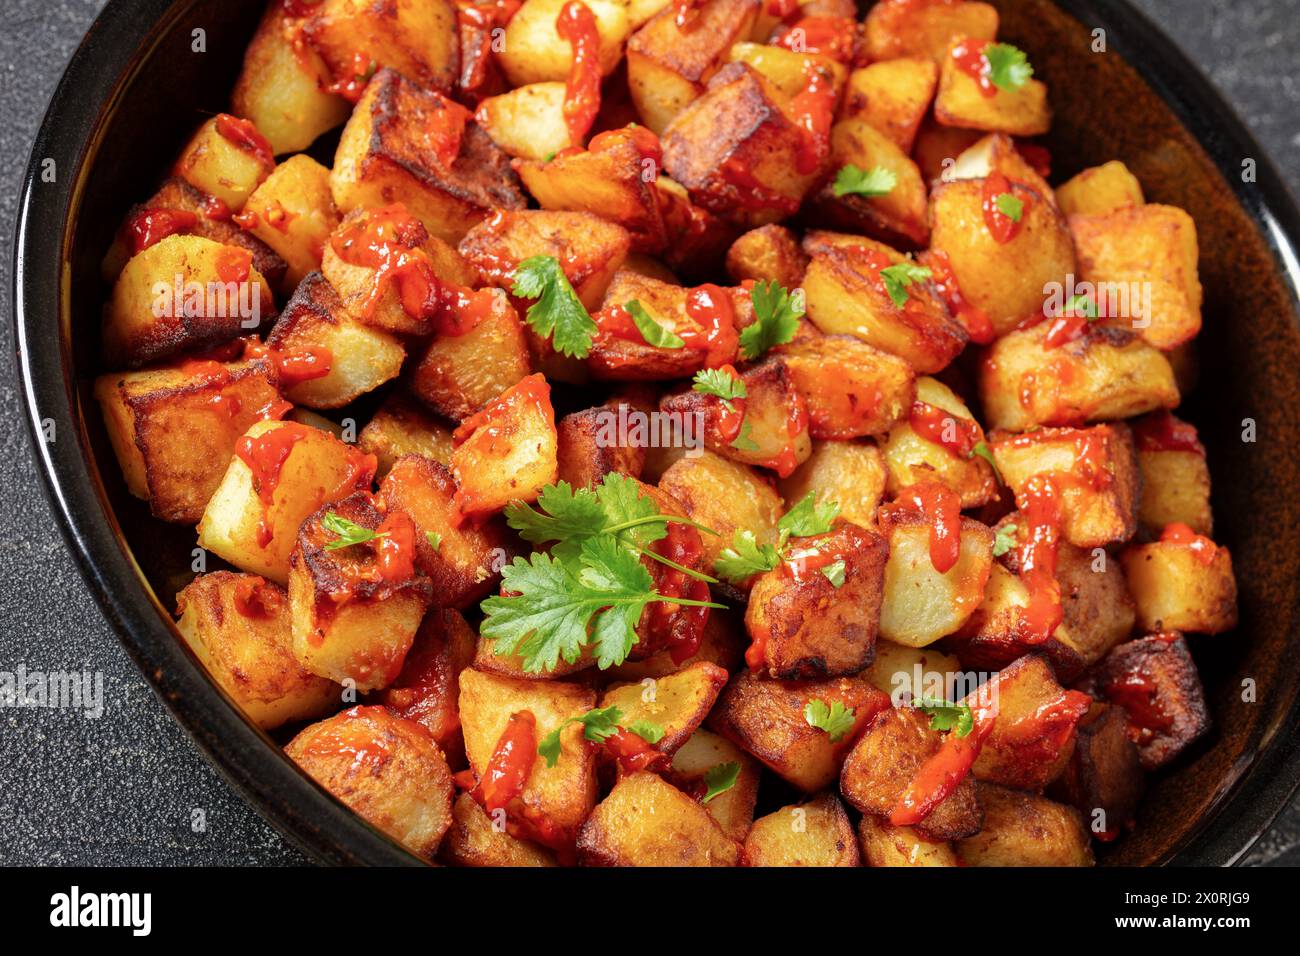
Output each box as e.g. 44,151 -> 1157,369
1,0 -> 1297,866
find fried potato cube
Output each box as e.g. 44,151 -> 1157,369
627,0 -> 760,134
94,355 -> 283,524
600,661 -> 730,754
1071,204 -> 1203,350
1092,632 -> 1211,770
239,155 -> 340,290
588,270 -> 714,380
359,394 -> 455,477
709,670 -> 891,791
978,323 -> 1180,432
302,0 -> 459,95
864,639 -> 963,702
946,131 -> 1054,199
927,178 -> 1074,337
857,815 -> 958,867
839,58 -> 939,153
725,42 -> 847,99
880,375 -> 998,508
577,771 -> 740,866
331,68 -> 525,244
1134,413 -> 1212,536
1055,160 -> 1145,217
288,494 -> 432,690
378,454 -> 516,608
474,82 -> 575,161
1120,537 -> 1237,634
658,451 -> 783,572
669,728 -> 760,840
812,118 -> 930,248
779,440 -> 887,530
555,397 -> 651,492
604,607 -> 747,682
104,235 -> 276,368
266,271 -> 405,408
777,334 -> 916,440
440,792 -> 559,866
743,793 -> 860,867
878,510 -> 994,648
661,62 -> 823,227
473,633 -> 595,681
285,705 -> 454,858
934,40 -> 1051,136
725,224 -> 808,287
955,783 -> 1093,866
198,420 -> 377,584
746,522 -> 889,679
864,0 -> 998,63
175,572 -> 338,729
459,668 -> 599,841
840,706 -> 984,840
448,373 -> 558,522
801,237 -> 969,374
1048,702 -> 1145,836
989,423 -> 1140,549
498,0 -> 630,86
231,3 -> 350,155
174,115 -> 275,212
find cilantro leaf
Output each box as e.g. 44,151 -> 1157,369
714,530 -> 781,584
594,472 -> 670,552
970,440 -> 1003,485
322,512 -> 382,551
425,531 -> 442,551
833,164 -> 897,198
915,698 -> 975,737
626,300 -> 685,349
505,481 -> 607,546
729,418 -> 759,452
692,367 -> 747,405
992,522 -> 1019,557
739,280 -> 802,360
779,492 -> 840,539
803,699 -> 856,742
701,762 -> 741,803
985,42 -> 1034,93
1064,292 -> 1098,319
879,261 -> 932,309
537,706 -> 667,767
625,719 -> 665,744
821,559 -> 847,588
995,192 -> 1024,222
511,255 -> 598,359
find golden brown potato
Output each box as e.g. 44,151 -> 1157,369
302,0 -> 459,96
174,114 -> 275,212
474,82 -> 575,161
555,400 -> 649,491
600,661 -> 730,754
812,118 -> 930,248
934,40 -> 1051,136
577,771 -> 741,866
746,521 -> 889,679
1133,412 -> 1213,536
1056,160 -> 1145,217
440,792 -> 559,867
839,58 -> 939,153
604,608 -> 747,682
175,572 -> 338,729
864,639 -> 964,702
779,440 -> 887,529
498,0 -> 630,87
197,420 -> 378,584
725,224 -> 809,287
239,154 -> 340,290
776,334 -> 916,440
912,115 -> 984,185
743,793 -> 859,867
587,270 -> 725,381
1120,535 -> 1237,635
657,451 -> 783,572
285,705 -> 455,858
956,783 -> 1094,866
358,394 -> 455,477
668,728 -> 760,840
94,354 -> 284,524
1048,702 -> 1146,837
857,815 -> 958,867
864,0 -> 998,64
946,131 -> 1054,202
331,68 -> 525,244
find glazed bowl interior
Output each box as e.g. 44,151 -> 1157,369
14,0 -> 1300,865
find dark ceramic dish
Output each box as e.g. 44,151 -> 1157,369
13,0 -> 1300,865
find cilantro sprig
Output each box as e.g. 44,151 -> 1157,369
692,368 -> 747,407
971,439 -> 1003,484
985,42 -> 1034,93
702,762 -> 741,803
626,300 -> 685,349
992,522 -> 1019,557
804,699 -> 857,742
322,512 -> 382,551
739,280 -> 802,360
915,699 -> 975,737
536,705 -> 665,767
833,164 -> 897,199
879,261 -> 932,309
511,255 -> 598,359
714,492 -> 841,584
994,192 -> 1024,222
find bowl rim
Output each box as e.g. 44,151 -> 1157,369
11,0 -> 1300,866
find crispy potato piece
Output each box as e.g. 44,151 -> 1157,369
1056,160 -> 1145,217
669,729 -> 760,840
927,177 -> 1074,337
658,450 -> 782,572
588,270 -> 718,380
746,522 -> 889,679
285,705 -> 454,858
600,661 -> 730,754
240,155 -> 340,291
458,668 -> 599,842
197,420 -> 377,584
474,82 -> 575,160
946,132 -> 1054,200
989,424 -> 1140,549
331,69 -> 525,244
440,792 -> 559,866
725,42 -> 847,99
104,235 -> 276,368
878,510 -> 994,648
743,793 -> 860,867
498,0 -> 630,86
955,783 -> 1093,866
231,3 -> 350,155
174,115 -> 274,212
288,493 -> 432,690
864,639 -> 964,702
661,62 -> 823,227
472,634 -> 594,681
1120,535 -> 1237,635
554,399 -> 649,491
779,440 -> 887,530
94,355 -> 284,524
978,322 -> 1179,432
302,0 -> 459,95
709,670 -> 891,791
378,454 -> 516,609
839,58 -> 938,152
175,572 -> 338,729
577,771 -> 740,866
358,394 -> 455,477
864,0 -> 998,63
802,236 -> 968,374
812,118 -> 930,248
604,607 -> 747,682
266,271 -> 405,408
934,40 -> 1051,136
1048,702 -> 1146,837
725,224 -> 808,287
1071,204 -> 1202,350
1133,413 -> 1213,536
627,0 -> 760,134
858,815 -> 958,867
776,334 -> 916,440
880,376 -> 998,508
840,706 -> 984,840
912,114 -> 984,185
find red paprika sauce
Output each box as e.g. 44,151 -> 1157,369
1160,521 -> 1217,565
981,170 -> 1032,243
557,1 -> 601,144
774,17 -> 858,63
908,400 -> 982,459
124,208 -> 199,255
1133,411 -> 1204,455
884,481 -> 963,573
949,37 -> 997,97
790,62 -> 837,175
214,113 -> 275,168
925,249 -> 993,344
890,697 -> 998,827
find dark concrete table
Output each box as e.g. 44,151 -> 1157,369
1,0 -> 1297,865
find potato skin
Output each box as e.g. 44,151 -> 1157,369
857,815 -> 958,867
286,705 -> 455,859
742,793 -> 860,867
956,783 -> 1094,867
1048,702 -> 1146,836
440,792 -> 558,867
775,335 -> 916,440
358,395 -> 455,478
725,224 -> 808,288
